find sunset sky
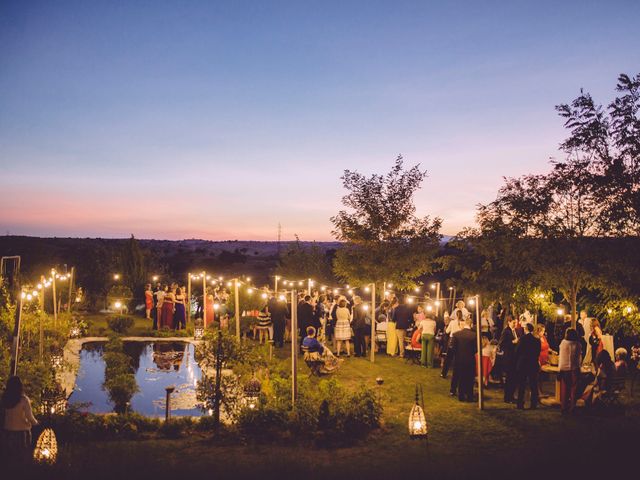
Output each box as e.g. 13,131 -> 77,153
1,1 -> 639,241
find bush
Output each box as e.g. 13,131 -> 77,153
160,417 -> 195,438
107,316 -> 134,334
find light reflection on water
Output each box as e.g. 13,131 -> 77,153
68,341 -> 205,417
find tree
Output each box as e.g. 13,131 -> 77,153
120,235 -> 147,299
331,156 -> 442,289
276,236 -> 334,284
464,73 -> 640,326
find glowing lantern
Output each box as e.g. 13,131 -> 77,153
69,325 -> 81,338
408,385 -> 427,439
34,428 -> 58,464
243,377 -> 262,410
194,326 -> 205,340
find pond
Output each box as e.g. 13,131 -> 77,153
68,341 -> 206,417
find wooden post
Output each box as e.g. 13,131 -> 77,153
370,283 -> 376,363
235,279 -> 241,341
67,267 -> 75,313
10,293 -> 24,376
307,278 -> 311,296
291,289 -> 298,406
51,271 -> 58,326
202,272 -> 207,328
187,274 -> 191,322
475,295 -> 484,410
435,282 -> 441,318
274,276 -> 279,295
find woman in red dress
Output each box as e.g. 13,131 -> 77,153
589,318 -> 604,365
160,287 -> 175,329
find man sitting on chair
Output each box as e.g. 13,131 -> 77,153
302,326 -> 340,374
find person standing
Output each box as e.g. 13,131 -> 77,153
515,323 -> 541,409
386,297 -> 400,356
160,285 -> 175,329
450,320 -> 477,402
392,296 -> 415,358
269,295 -> 289,348
351,296 -> 370,357
153,284 -> 165,330
558,328 -> 582,415
417,311 -> 437,367
297,296 -> 315,349
334,298 -> 353,357
1,376 -> 38,463
441,310 -> 464,378
588,318 -> 604,366
499,316 -> 520,403
144,284 -> 154,320
173,287 -> 186,330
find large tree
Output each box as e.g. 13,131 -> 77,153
457,73 -> 640,327
331,156 -> 442,290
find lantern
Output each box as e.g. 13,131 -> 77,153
69,325 -> 81,338
33,428 -> 58,464
51,352 -> 63,369
243,377 -> 262,410
194,326 -> 205,340
408,385 -> 427,439
41,385 -> 67,415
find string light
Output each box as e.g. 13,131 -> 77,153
557,308 -> 564,316
364,286 -> 371,293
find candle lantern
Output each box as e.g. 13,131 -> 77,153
51,352 -> 63,369
41,385 -> 67,415
194,326 -> 205,340
33,428 -> 58,464
243,376 -> 262,410
69,325 -> 81,338
408,384 -> 427,439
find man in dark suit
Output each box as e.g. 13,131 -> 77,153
297,295 -> 315,349
515,322 -> 542,409
450,320 -> 477,402
268,295 -> 289,348
499,316 -> 520,403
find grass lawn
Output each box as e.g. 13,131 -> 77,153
40,315 -> 640,480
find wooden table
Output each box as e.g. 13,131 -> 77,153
540,364 -> 593,406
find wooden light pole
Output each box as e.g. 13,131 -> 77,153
202,272 -> 207,328
370,283 -> 376,363
274,275 -> 279,295
234,278 -> 241,341
51,269 -> 58,326
187,273 -> 192,322
474,294 -> 484,410
67,266 -> 75,313
290,288 -> 298,406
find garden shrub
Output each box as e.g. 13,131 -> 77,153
160,417 -> 195,438
107,316 -> 134,334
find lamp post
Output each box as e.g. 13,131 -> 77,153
165,385 -> 175,422
274,275 -> 279,295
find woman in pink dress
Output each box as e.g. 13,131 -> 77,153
144,284 -> 154,320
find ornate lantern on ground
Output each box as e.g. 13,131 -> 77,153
41,385 -> 67,415
243,376 -> 262,410
408,384 -> 427,439
33,428 -> 58,464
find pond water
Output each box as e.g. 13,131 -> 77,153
68,341 -> 205,417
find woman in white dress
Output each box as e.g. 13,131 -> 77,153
334,298 -> 352,357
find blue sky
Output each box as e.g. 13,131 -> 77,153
1,0 -> 638,240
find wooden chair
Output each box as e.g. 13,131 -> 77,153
301,345 -> 324,377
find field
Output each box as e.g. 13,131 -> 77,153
30,315 -> 640,480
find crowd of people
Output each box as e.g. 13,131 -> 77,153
141,282 -> 632,413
